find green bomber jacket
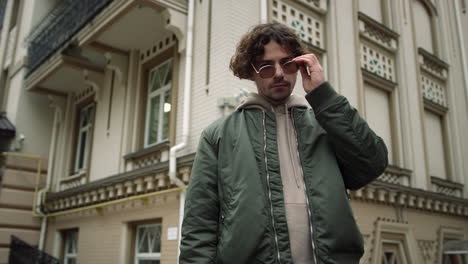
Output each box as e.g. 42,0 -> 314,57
180,82 -> 388,264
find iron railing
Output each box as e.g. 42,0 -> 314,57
8,235 -> 61,264
26,0 -> 114,76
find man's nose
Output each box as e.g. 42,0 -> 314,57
273,63 -> 284,79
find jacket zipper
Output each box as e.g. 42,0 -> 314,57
291,108 -> 319,264
262,111 -> 282,264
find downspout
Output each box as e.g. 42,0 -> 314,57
168,0 -> 194,261
453,0 -> 468,113
260,0 -> 268,23
38,104 -> 60,250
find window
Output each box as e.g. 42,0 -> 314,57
416,37 -> 451,183
381,242 -> 405,264
373,225 -> 417,264
364,83 -> 394,164
73,103 -> 94,173
438,227 -> 466,264
134,224 -> 162,264
413,0 -> 436,54
358,11 -> 401,176
9,0 -> 20,30
424,110 -> 448,179
0,69 -> 9,111
63,229 -> 78,264
145,59 -> 173,147
0,0 -> 7,29
359,0 -> 384,23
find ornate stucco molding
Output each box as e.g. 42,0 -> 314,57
351,181 -> 468,217
44,153 -> 194,214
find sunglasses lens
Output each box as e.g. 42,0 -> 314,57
259,66 -> 275,79
283,61 -> 299,74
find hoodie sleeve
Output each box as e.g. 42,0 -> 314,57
305,82 -> 388,190
180,129 -> 219,263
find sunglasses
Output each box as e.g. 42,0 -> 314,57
251,60 -> 299,79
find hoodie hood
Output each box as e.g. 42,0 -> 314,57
237,92 -> 310,112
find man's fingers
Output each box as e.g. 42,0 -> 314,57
309,62 -> 323,74
299,64 -> 309,77
293,54 -> 320,70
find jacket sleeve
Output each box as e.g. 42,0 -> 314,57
179,130 -> 220,263
305,82 -> 388,190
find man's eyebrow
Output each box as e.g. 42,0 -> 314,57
256,59 -> 273,64
281,56 -> 295,62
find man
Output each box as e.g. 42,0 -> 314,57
180,23 -> 388,264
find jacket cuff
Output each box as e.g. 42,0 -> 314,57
305,82 -> 339,114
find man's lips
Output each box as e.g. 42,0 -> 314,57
271,82 -> 290,89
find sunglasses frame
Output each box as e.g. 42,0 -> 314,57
251,60 -> 299,79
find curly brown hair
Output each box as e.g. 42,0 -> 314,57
230,23 -> 305,79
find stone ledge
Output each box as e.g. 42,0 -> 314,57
44,153 -> 195,213
351,181 -> 468,217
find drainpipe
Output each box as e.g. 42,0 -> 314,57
453,0 -> 468,113
168,0 -> 194,261
38,103 -> 60,250
260,0 -> 268,23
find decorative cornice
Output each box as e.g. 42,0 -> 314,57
59,170 -> 88,191
418,48 -> 449,81
44,153 -> 195,213
423,98 -> 448,115
358,12 -> 399,52
431,176 -> 464,198
431,177 -> 464,190
294,0 -> 327,14
124,141 -> 170,160
378,165 -> 412,186
351,181 -> 468,217
47,152 -> 195,201
302,41 -> 327,55
44,152 -> 467,217
73,86 -> 95,104
362,68 -> 398,91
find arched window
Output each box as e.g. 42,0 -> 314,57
359,0 -> 384,23
413,0 -> 435,53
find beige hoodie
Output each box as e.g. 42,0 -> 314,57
237,93 -> 314,264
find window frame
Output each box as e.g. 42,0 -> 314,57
62,229 -> 79,264
71,101 -> 95,175
133,223 -> 163,264
136,47 -> 178,151
144,58 -> 173,147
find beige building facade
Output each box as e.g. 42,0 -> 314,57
0,0 -> 468,263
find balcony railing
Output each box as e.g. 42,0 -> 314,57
9,235 -> 60,264
26,0 -> 114,76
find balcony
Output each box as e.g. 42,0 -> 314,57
26,0 -> 114,76
24,0 -> 188,97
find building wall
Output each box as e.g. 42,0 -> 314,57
353,200 -> 468,263
0,0 -> 56,157
1,0 -> 468,263
44,191 -> 180,264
